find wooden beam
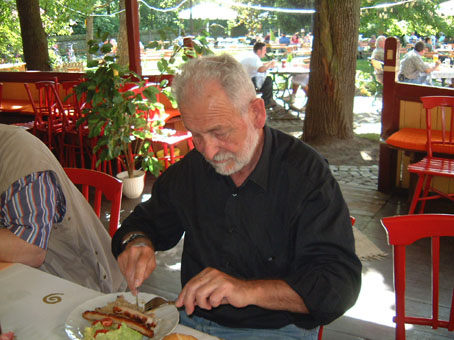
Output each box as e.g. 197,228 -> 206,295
125,0 -> 142,75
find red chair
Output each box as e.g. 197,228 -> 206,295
64,168 -> 123,237
24,81 -> 65,158
59,80 -> 89,168
408,96 -> 454,214
381,214 -> 454,340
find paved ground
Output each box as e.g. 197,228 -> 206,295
267,95 -> 382,190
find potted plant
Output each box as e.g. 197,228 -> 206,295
75,32 -> 212,198
75,33 -> 165,198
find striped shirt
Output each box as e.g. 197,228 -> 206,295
0,171 -> 66,249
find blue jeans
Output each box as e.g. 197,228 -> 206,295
179,311 -> 319,340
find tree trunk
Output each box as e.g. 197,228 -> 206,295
86,15 -> 94,62
16,0 -> 51,71
303,0 -> 360,142
117,0 -> 129,67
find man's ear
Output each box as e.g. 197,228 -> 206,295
250,98 -> 267,128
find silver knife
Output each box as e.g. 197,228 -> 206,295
136,286 -> 140,310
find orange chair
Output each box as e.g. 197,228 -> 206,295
408,96 -> 454,214
24,81 -> 65,157
64,168 -> 123,237
381,214 -> 454,339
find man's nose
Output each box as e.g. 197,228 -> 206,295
197,135 -> 219,161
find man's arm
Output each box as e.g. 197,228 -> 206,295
0,228 -> 46,267
257,60 -> 276,73
117,232 -> 156,294
176,267 -> 308,315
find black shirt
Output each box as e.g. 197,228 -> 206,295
112,126 -> 362,329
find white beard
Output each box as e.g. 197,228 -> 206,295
206,121 -> 260,176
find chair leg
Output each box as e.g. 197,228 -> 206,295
409,175 -> 425,214
419,175 -> 433,214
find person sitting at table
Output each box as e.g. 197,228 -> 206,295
112,54 -> 362,340
279,33 -> 290,45
240,42 -> 277,109
290,33 -> 300,45
371,35 -> 386,83
424,37 -> 434,52
0,124 -> 127,293
283,72 -> 309,105
398,41 -> 441,85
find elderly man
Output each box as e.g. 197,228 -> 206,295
398,41 -> 440,85
0,124 -> 126,293
240,42 -> 276,109
112,54 -> 361,340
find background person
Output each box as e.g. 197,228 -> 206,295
398,41 -> 440,85
0,124 -> 126,293
279,33 -> 290,45
240,42 -> 277,109
371,35 -> 386,83
112,54 -> 362,340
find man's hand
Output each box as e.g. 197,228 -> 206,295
176,267 -> 309,315
176,267 -> 251,315
117,240 -> 156,294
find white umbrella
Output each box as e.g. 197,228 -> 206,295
437,0 -> 454,16
178,2 -> 238,20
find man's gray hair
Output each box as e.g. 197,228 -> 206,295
376,35 -> 386,45
172,54 -> 256,114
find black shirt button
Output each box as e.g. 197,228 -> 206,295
267,256 -> 275,262
232,193 -> 237,197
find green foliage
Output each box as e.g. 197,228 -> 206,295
75,34 -> 164,178
359,0 -> 452,41
0,1 -> 22,62
146,31 -> 213,75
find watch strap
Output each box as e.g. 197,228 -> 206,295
121,233 -> 148,251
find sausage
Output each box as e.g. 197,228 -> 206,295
112,305 -> 156,328
82,310 -> 155,338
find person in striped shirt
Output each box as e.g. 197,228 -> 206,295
0,124 -> 126,293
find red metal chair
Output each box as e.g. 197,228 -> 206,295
24,81 -> 65,158
381,214 -> 454,340
64,168 -> 123,237
408,96 -> 454,214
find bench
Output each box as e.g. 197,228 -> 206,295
378,37 -> 454,194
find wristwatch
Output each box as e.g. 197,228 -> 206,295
121,233 -> 148,252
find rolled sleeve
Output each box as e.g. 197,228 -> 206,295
0,171 -> 66,249
284,175 -> 362,325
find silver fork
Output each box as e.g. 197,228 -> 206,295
135,286 -> 140,310
144,296 -> 176,312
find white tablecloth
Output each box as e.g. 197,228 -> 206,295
0,263 -> 217,340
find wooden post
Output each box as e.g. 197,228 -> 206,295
125,0 -> 142,75
378,37 -> 399,193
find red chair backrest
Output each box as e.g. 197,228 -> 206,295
64,168 -> 123,237
24,81 -> 66,131
381,214 -> 454,339
420,96 -> 454,157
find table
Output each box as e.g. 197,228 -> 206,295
432,67 -> 454,87
0,263 -> 218,339
269,67 -> 310,106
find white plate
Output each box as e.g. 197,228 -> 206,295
65,292 -> 179,340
